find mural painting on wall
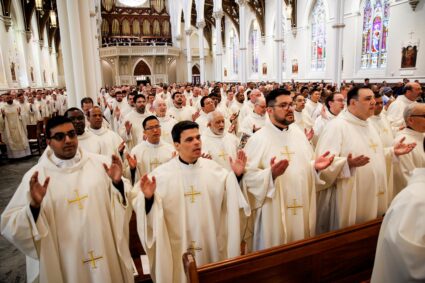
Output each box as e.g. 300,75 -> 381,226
401,45 -> 418,68
262,63 -> 267,75
30,67 -> 34,82
10,62 -> 16,81
224,68 -> 227,77
43,70 -> 46,83
292,59 -> 298,74
52,73 -> 55,83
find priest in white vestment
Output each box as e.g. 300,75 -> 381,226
133,121 -> 249,283
127,116 -> 174,184
119,94 -> 148,150
293,94 -> 314,133
202,111 -> 243,172
304,89 -> 323,120
167,92 -> 194,122
240,97 -> 267,136
65,108 -> 102,154
313,93 -> 345,139
1,93 -> 30,158
371,165 -> 425,283
243,89 -> 335,250
1,116 -> 134,283
386,82 -> 421,129
393,103 -> 425,196
87,106 -> 125,157
315,87 -> 416,233
153,98 -> 177,144
195,96 -> 216,133
239,89 -> 261,123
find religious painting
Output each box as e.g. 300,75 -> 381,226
30,67 -> 34,82
224,68 -> 227,77
10,62 -> 16,81
401,45 -> 418,68
292,59 -> 298,74
262,63 -> 267,75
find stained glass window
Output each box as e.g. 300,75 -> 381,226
249,21 -> 259,74
230,29 -> 239,75
311,0 -> 326,71
361,0 -> 390,69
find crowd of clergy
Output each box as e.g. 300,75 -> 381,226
1,79 -> 424,283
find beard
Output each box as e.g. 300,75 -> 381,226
275,115 -> 294,126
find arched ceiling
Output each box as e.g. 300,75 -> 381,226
0,0 -> 60,50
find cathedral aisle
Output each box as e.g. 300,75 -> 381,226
0,157 -> 38,283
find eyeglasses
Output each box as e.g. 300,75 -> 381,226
271,103 -> 293,110
410,114 -> 425,118
145,125 -> 161,131
49,130 -> 77,141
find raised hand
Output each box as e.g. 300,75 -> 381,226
305,128 -> 314,141
314,151 -> 335,171
394,136 -> 416,156
201,153 -> 212,160
270,156 -> 289,180
118,141 -> 125,154
103,154 -> 123,184
140,174 -> 156,199
229,150 -> 247,177
126,153 -> 137,169
347,153 -> 370,169
192,110 -> 201,122
29,171 -> 50,208
125,121 -> 132,135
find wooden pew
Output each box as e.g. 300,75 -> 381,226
183,218 -> 382,283
130,212 -> 153,283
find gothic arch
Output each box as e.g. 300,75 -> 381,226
133,59 -> 152,76
302,0 -> 330,27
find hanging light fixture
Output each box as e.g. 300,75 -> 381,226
35,0 -> 43,11
49,9 -> 57,28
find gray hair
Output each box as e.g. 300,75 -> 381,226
403,102 -> 418,122
207,110 -> 224,122
153,98 -> 166,109
255,97 -> 266,105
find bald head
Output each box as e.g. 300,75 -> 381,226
404,82 -> 422,101
404,103 -> 425,133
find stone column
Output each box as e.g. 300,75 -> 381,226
275,0 -> 283,83
332,0 -> 345,89
213,10 -> 224,82
185,28 -> 193,83
236,0 -> 247,83
56,0 -> 99,106
197,21 -> 206,84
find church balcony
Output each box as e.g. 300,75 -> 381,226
99,45 -> 180,58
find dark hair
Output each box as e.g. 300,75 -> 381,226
172,91 -> 182,100
64,107 -> 84,117
200,96 -> 210,107
347,86 -> 370,105
171,121 -> 199,143
46,116 -> 73,138
133,94 -> 146,104
374,92 -> 383,99
325,93 -> 335,111
80,97 -> 93,107
266,88 -> 291,107
142,115 -> 159,130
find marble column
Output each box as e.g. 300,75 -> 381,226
185,28 -> 193,83
197,21 -> 206,84
236,0 -> 247,83
213,10 -> 224,82
332,0 -> 345,89
275,0 -> 283,83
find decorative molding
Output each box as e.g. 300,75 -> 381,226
212,10 -> 224,20
0,15 -> 12,31
408,0 -> 420,11
332,23 -> 346,29
26,31 -> 32,42
185,28 -> 193,36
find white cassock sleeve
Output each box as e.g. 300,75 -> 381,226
133,190 -> 173,283
371,187 -> 425,283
